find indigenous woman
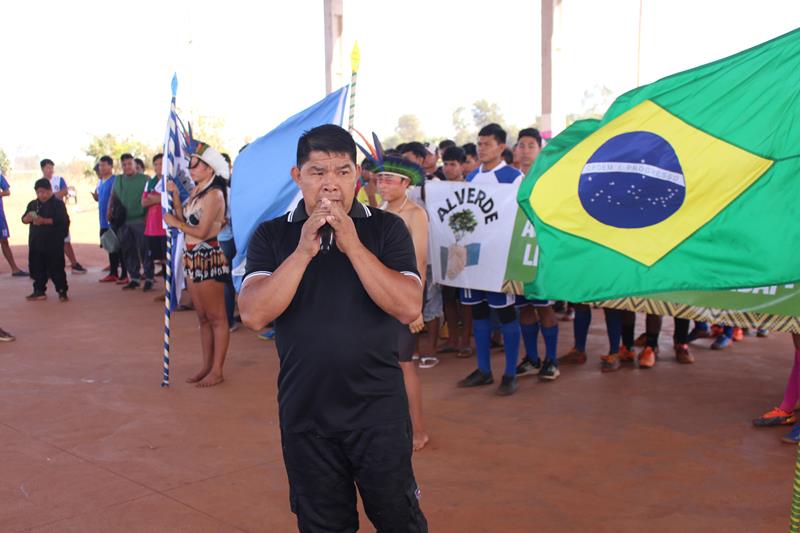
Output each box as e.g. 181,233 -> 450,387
164,142 -> 231,387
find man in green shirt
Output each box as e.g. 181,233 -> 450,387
109,153 -> 153,290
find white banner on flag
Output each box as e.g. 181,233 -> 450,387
424,181 -> 519,293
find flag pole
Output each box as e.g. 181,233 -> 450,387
161,74 -> 179,388
348,41 -> 360,131
791,442 -> 800,532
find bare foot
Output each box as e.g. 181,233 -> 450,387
413,432 -> 430,452
186,368 -> 211,384
196,372 -> 224,388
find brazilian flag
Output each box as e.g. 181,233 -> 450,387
518,29 -> 800,303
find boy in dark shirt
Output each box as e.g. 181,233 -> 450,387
21,179 -> 69,301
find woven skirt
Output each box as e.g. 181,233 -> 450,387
183,239 -> 231,283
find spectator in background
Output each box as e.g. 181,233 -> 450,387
516,127 -> 542,176
93,155 -> 125,283
41,158 -> 86,274
218,152 -> 238,332
142,154 -> 167,288
0,171 -> 28,276
422,143 -> 439,178
356,159 -> 381,207
135,158 -> 146,174
22,179 -> 69,301
400,142 -> 427,168
438,139 -> 456,153
439,146 -> 472,356
109,153 -> 153,291
461,142 -> 480,176
501,147 -> 514,165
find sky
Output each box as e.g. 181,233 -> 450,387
1,0 -> 798,167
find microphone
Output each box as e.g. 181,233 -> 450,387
319,223 -> 334,254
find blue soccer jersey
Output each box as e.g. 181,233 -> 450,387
0,175 -> 9,239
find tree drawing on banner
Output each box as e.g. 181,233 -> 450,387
446,209 -> 478,279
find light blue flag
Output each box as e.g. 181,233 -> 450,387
230,86 -> 349,290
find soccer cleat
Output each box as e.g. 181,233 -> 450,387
638,346 -> 658,369
71,263 -> 87,274
98,274 -> 118,283
122,281 -> 140,290
710,335 -> 732,350
619,346 -> 636,364
0,328 -> 16,342
516,357 -> 542,376
600,353 -> 621,373
538,359 -> 560,381
25,292 -> 47,301
458,369 -> 494,388
495,375 -> 518,396
753,407 -> 796,427
143,280 -> 154,292
732,327 -> 744,342
634,333 -> 647,347
558,348 -> 587,365
674,344 -> 694,364
757,329 -> 770,338
781,424 -> 800,444
58,291 -> 69,302
115,276 -> 130,285
12,270 -> 29,277
258,330 -> 276,341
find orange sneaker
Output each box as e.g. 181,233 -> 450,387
619,346 -> 636,364
558,348 -> 587,365
732,327 -> 744,342
753,407 -> 796,427
638,346 -> 658,369
600,353 -> 621,373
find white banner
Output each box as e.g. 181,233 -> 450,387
424,181 -> 519,292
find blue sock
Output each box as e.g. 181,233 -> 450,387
695,321 -> 708,331
473,318 -> 492,374
501,321 -> 521,378
520,323 -> 540,363
723,325 -> 734,339
573,307 -> 591,351
604,309 -> 621,354
542,325 -> 559,363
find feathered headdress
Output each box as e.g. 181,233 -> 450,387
354,130 -> 424,186
180,120 -> 229,180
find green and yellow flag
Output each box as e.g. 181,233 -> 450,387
518,29 -> 800,302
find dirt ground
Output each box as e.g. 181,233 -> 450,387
1,239 -> 798,532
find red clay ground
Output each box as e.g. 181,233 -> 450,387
1,243 -> 797,532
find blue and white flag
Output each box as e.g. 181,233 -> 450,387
230,86 -> 348,290
160,74 -> 195,311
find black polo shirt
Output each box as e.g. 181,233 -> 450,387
244,199 -> 421,434
22,196 -> 69,249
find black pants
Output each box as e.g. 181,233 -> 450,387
29,243 -> 67,294
120,221 -> 153,282
281,419 -> 428,533
101,228 -> 126,277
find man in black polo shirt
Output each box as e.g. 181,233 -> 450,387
239,124 -> 427,532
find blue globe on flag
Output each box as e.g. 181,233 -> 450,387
578,131 -> 686,229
